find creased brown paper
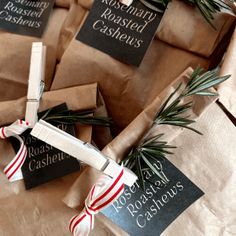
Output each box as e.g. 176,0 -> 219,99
0,84 -> 105,236
161,103 -> 236,236
52,38 -> 209,133
63,68 -> 216,211
0,7 -> 68,102
64,73 -> 235,235
157,0 -> 235,57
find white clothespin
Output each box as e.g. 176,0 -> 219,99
31,120 -> 138,187
25,42 -> 46,127
119,0 -> 133,6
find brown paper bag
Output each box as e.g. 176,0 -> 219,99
54,0 -> 235,64
161,103 -> 236,236
52,38 -> 209,132
64,71 -> 235,235
157,0 -> 235,57
0,84 -> 104,236
218,26 -> 236,119
0,7 -> 68,102
63,67 -> 215,210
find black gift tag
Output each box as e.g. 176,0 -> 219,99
102,158 -> 204,236
77,0 -> 162,66
0,0 -> 54,37
11,104 -> 80,189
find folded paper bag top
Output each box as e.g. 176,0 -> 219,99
0,87 -> 101,236
31,120 -> 138,187
0,83 -> 98,130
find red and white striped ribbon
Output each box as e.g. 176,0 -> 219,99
69,166 -> 125,236
0,120 -> 30,182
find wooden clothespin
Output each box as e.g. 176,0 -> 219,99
31,120 -> 138,187
25,42 -> 46,127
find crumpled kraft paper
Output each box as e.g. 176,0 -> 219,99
51,38 -> 209,133
0,7 -> 68,101
162,103 -> 236,236
63,68 -> 216,236
63,69 -> 236,235
157,0 -> 235,57
0,83 -> 109,236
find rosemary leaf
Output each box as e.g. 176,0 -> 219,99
43,109 -> 112,127
123,67 -> 230,188
139,0 -> 233,28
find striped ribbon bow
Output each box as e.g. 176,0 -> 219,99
0,120 -> 30,182
69,166 -> 125,236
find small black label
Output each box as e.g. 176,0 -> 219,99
102,158 -> 204,236
0,0 -> 54,37
11,104 -> 80,189
77,0 -> 162,66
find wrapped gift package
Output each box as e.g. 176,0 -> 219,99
0,4 -> 68,101
0,83 -> 112,235
0,0 -> 236,235
64,68 -> 236,236
51,0 -> 235,132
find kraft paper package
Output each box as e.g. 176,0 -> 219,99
0,5 -> 68,102
218,26 -> 236,119
0,83 -> 113,236
63,68 -> 214,231
157,0 -> 235,57
63,68 -> 236,235
51,0 -> 234,132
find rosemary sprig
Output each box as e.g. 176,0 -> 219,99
124,134 -> 175,189
124,67 -> 230,189
154,67 -> 230,133
139,0 -> 232,28
41,108 -> 112,127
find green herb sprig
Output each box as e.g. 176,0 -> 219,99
139,0 -> 232,28
41,108 -> 112,127
123,67 -> 230,189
